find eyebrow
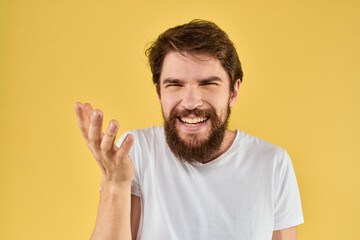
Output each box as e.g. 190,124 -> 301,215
162,78 -> 184,85
162,76 -> 223,85
198,76 -> 223,83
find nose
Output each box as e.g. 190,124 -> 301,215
181,86 -> 202,110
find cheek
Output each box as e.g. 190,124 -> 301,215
203,87 -> 230,102
160,94 -> 179,117
205,93 -> 230,109
209,99 -> 231,121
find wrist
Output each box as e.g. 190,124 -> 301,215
100,177 -> 132,192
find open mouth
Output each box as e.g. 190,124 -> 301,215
178,116 -> 210,126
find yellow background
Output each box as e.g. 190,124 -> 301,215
1,0 -> 359,239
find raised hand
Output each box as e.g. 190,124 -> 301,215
74,102 -> 134,187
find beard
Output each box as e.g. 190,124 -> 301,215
163,105 -> 231,164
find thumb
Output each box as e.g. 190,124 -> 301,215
116,134 -> 134,159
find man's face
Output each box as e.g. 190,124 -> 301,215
158,51 -> 239,163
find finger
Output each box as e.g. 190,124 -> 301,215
75,102 -> 90,141
88,109 -> 104,151
85,103 -> 104,139
100,120 -> 119,156
116,134 -> 134,160
84,103 -> 94,121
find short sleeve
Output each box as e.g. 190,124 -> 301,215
116,130 -> 141,197
273,149 -> 304,230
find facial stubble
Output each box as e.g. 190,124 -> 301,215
163,105 -> 231,164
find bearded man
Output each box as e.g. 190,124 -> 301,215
75,19 -> 304,240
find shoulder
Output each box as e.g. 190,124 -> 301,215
236,130 -> 286,160
237,131 -> 296,180
131,125 -> 164,142
116,126 -> 165,148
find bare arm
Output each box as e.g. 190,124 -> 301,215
272,226 -> 297,240
75,102 -> 135,240
131,195 -> 141,240
91,181 -> 132,239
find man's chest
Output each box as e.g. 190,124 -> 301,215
136,158 -> 275,240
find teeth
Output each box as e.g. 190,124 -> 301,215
180,117 -> 208,124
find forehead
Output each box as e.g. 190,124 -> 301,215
160,51 -> 229,82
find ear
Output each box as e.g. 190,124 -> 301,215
229,79 -> 241,107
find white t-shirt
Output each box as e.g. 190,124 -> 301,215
116,126 -> 304,240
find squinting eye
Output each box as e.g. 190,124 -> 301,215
201,82 -> 218,86
166,84 -> 182,87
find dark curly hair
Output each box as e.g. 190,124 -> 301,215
145,19 -> 243,95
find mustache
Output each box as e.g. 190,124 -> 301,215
169,108 -> 213,119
